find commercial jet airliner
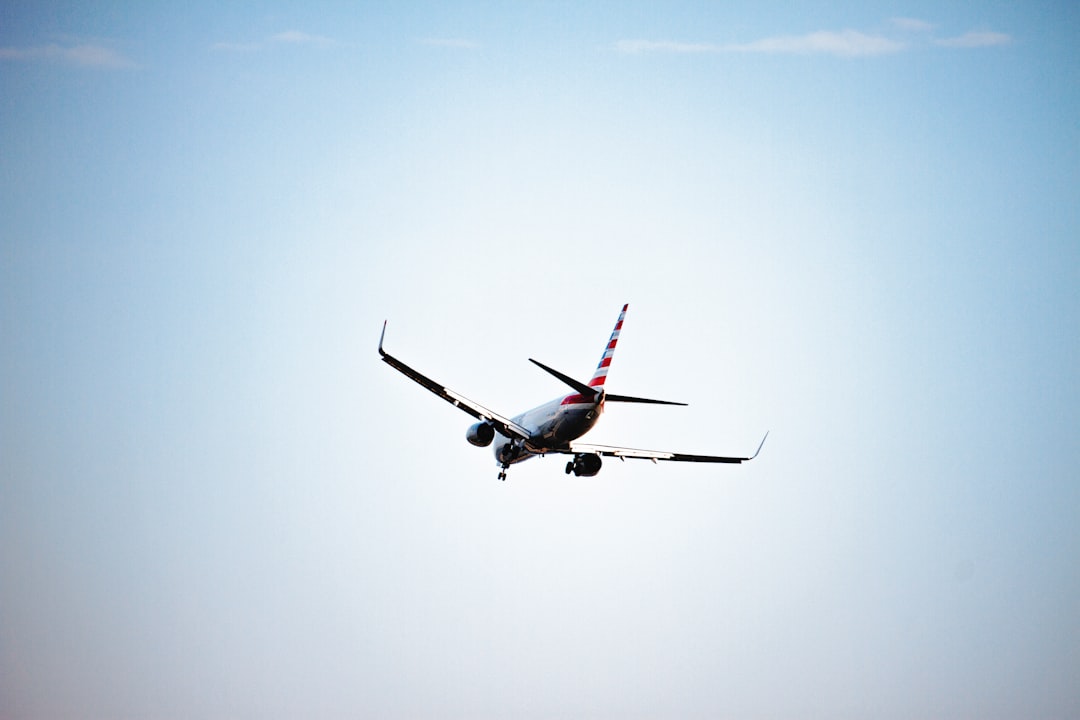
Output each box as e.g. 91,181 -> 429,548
379,304 -> 767,480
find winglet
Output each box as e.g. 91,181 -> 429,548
378,320 -> 388,357
749,431 -> 770,460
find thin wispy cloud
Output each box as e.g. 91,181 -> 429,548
212,30 -> 336,52
731,30 -> 906,57
0,42 -> 135,68
618,31 -> 904,58
936,31 -> 1012,48
618,20 -> 1011,59
270,30 -> 335,47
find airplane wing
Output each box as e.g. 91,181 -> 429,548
378,322 -> 532,442
563,431 -> 769,465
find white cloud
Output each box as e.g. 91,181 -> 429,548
618,30 -> 905,58
730,30 -> 905,57
617,22 -> 1014,59
212,30 -> 336,52
270,30 -> 335,47
936,30 -> 1012,48
0,42 -> 134,68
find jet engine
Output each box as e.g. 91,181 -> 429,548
565,453 -> 603,477
466,421 -> 495,447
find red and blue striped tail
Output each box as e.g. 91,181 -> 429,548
590,304 -> 628,389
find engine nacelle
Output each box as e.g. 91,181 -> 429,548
466,421 -> 495,447
566,453 -> 603,477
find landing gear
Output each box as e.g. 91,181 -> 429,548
496,439 -> 523,481
565,461 -> 573,475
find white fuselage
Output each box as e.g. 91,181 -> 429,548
493,393 -> 603,466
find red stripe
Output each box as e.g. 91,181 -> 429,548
607,340 -> 617,349
588,378 -> 605,386
598,357 -> 611,368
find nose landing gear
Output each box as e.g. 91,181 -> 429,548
497,439 -> 527,481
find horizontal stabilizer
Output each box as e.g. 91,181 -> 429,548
529,359 -> 595,397
605,394 -> 688,406
529,359 -> 687,406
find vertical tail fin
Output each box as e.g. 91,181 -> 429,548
590,304 -> 628,389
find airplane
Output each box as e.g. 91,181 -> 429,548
378,304 -> 767,480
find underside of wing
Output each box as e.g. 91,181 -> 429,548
379,322 -> 531,441
565,432 -> 769,464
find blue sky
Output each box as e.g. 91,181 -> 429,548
2,2 -> 1078,718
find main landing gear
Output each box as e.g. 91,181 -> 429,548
498,462 -> 510,481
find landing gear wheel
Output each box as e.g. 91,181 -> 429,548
498,471 -> 506,481
565,461 -> 573,475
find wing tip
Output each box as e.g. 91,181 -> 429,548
749,431 -> 770,460
378,320 -> 388,356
